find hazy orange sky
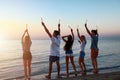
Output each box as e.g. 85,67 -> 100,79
0,0 -> 120,40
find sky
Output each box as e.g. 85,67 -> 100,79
0,0 -> 120,40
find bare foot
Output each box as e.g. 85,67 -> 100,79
93,69 -> 98,74
75,72 -> 77,76
66,73 -> 69,78
45,75 -> 51,79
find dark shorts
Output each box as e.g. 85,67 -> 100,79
80,51 -> 85,58
23,51 -> 32,60
65,50 -> 73,56
49,56 -> 59,62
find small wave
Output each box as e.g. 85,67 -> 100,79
32,60 -> 48,65
98,53 -> 116,58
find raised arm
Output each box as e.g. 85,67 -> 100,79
22,30 -> 27,43
77,28 -> 81,39
71,28 -> 74,42
26,30 -> 32,44
58,23 -> 60,35
77,28 -> 83,43
41,22 -> 52,38
85,23 -> 92,36
62,36 -> 68,42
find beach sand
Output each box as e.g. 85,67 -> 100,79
52,71 -> 120,80
7,71 -> 120,80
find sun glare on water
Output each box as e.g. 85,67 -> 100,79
0,34 -> 6,44
0,34 -> 11,61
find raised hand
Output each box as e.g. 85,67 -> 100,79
58,19 -> 60,27
41,21 -> 44,25
24,29 -> 27,33
71,28 -> 73,32
41,18 -> 45,26
84,21 -> 91,36
41,18 -> 52,38
85,23 -> 87,27
58,21 -> 60,35
77,28 -> 79,32
58,23 -> 60,27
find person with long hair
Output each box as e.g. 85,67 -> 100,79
85,23 -> 99,74
77,28 -> 87,75
41,20 -> 61,79
22,29 -> 32,79
62,28 -> 77,78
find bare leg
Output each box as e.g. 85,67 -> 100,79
78,58 -> 84,73
94,58 -> 98,73
65,56 -> 69,78
95,51 -> 98,72
46,62 -> 52,79
95,59 -> 98,69
28,59 -> 32,78
82,61 -> 86,72
91,50 -> 96,72
70,56 -> 77,76
56,61 -> 60,78
91,57 -> 98,74
23,59 -> 27,78
82,62 -> 87,75
91,49 -> 98,74
91,58 -> 96,70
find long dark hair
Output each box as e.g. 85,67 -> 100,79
64,35 -> 73,51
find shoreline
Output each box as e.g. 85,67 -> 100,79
3,71 -> 120,80
52,71 -> 120,80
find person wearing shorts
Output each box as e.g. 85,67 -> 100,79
77,28 -> 87,75
41,20 -> 61,79
66,50 -> 73,56
62,28 -> 77,78
85,23 -> 99,74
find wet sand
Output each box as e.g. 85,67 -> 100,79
52,71 -> 120,80
6,71 -> 120,80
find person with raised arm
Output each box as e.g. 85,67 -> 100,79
62,27 -> 77,78
84,22 -> 99,74
41,19 -> 61,79
77,28 -> 87,75
22,28 -> 32,79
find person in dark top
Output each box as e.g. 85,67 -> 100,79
62,28 -> 77,78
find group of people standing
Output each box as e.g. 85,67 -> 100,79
21,19 -> 99,80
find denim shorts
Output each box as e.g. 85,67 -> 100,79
80,51 -> 85,58
65,50 -> 73,56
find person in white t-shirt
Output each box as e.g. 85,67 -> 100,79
41,20 -> 61,79
77,28 -> 87,75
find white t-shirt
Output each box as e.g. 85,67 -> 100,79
50,35 -> 61,57
80,41 -> 86,52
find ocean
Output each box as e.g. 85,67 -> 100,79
0,37 -> 120,79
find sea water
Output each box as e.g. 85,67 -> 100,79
0,37 -> 120,79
